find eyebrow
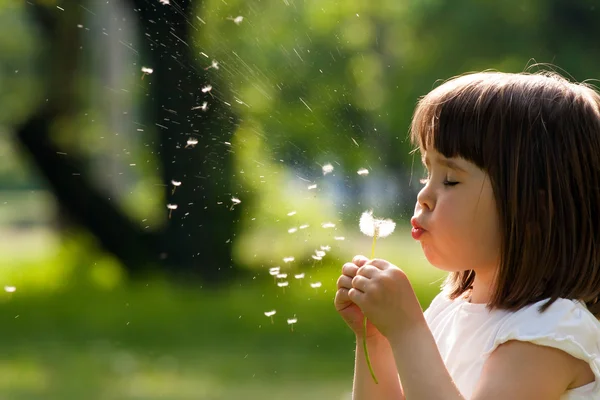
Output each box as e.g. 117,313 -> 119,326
422,156 -> 467,173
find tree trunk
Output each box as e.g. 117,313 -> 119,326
133,0 -> 242,283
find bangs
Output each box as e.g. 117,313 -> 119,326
410,73 -> 520,170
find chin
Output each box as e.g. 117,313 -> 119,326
421,244 -> 465,273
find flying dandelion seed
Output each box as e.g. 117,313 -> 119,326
315,250 -> 326,258
276,273 -> 287,279
321,222 -> 335,229
310,282 -> 322,289
287,317 -> 298,331
287,211 -> 297,216
308,184 -> 317,190
202,85 -> 212,93
158,0 -> 170,4
167,204 -> 178,218
277,281 -> 289,293
294,273 -> 305,279
192,102 -> 208,111
171,180 -> 181,194
359,210 -> 396,385
141,66 -> 154,80
283,257 -> 295,263
230,197 -> 241,210
264,310 -> 276,324
228,15 -> 244,24
357,168 -> 369,176
299,224 -> 309,229
185,137 -> 198,148
322,164 -> 334,175
334,236 -> 345,241
320,245 -> 331,251
205,60 -> 219,70
4,286 -> 16,293
288,228 -> 298,234
269,267 -> 280,282
311,255 -> 322,261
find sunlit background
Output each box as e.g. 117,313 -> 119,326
1,0 -> 599,399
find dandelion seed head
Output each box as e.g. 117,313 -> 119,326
283,257 -> 295,263
359,210 -> 396,238
269,267 -> 280,276
167,204 -> 178,210
276,273 -> 287,279
311,255 -> 322,261
322,163 -> 334,175
186,137 -> 198,147
315,250 -> 326,258
277,281 -> 289,288
231,197 -> 241,204
310,282 -> 322,288
171,180 -> 181,187
264,310 -> 276,317
294,273 -> 305,279
287,318 -> 297,324
141,66 -> 154,74
357,168 -> 369,176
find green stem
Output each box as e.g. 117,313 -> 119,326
363,316 -> 378,384
363,234 -> 378,384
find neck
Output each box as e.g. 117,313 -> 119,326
468,270 -> 494,304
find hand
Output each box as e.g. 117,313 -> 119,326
335,255 -> 382,339
348,258 -> 426,340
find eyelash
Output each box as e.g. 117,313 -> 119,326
419,178 -> 459,187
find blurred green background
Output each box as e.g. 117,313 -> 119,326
1,0 -> 599,399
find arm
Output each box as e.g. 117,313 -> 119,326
353,334 -> 404,400
388,323 -> 580,400
389,323 -> 463,400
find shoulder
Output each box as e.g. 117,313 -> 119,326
475,298 -> 600,399
490,298 -> 600,356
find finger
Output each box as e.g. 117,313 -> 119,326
335,288 -> 351,304
356,265 -> 379,278
352,275 -> 370,292
336,275 -> 353,289
352,255 -> 370,267
342,262 -> 359,277
348,288 -> 365,305
368,258 -> 390,270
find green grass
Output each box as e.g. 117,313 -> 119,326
0,210 -> 444,399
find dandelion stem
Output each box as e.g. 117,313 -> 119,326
364,232 -> 379,384
371,234 -> 377,259
363,316 -> 378,384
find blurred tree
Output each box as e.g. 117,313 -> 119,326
15,0 -> 242,284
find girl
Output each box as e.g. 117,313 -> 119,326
335,71 -> 600,399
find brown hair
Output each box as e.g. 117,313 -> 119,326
410,71 -> 600,316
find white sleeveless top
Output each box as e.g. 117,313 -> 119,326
424,292 -> 600,399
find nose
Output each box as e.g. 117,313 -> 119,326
416,182 -> 434,212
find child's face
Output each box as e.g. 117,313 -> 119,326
413,148 -> 501,276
